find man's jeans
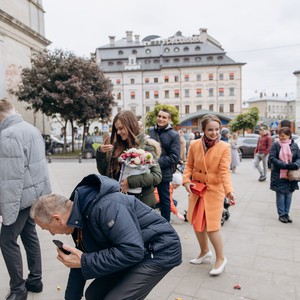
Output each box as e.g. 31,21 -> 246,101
276,191 -> 292,217
254,153 -> 269,177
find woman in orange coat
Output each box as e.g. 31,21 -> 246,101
183,114 -> 235,276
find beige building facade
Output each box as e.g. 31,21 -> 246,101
294,70 -> 300,134
95,29 -> 245,123
0,0 -> 51,133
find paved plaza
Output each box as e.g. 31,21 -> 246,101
1,158 -> 300,300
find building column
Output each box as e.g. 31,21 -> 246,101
294,70 -> 300,135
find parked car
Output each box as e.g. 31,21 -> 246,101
82,135 -> 104,159
237,136 -> 259,158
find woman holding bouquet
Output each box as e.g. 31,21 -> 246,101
183,114 -> 235,276
96,110 -> 162,208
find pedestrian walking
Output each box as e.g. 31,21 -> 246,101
269,127 -> 300,223
149,109 -> 180,222
183,114 -> 235,276
30,174 -> 182,300
254,125 -> 272,181
230,133 -> 240,173
0,99 -> 51,300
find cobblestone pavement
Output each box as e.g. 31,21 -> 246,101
1,158 -> 300,300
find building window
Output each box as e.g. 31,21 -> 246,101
230,104 -> 234,112
164,76 -> 169,83
145,48 -> 151,54
184,89 -> 190,97
217,56 -> 223,60
132,49 -> 137,54
219,88 -> 224,96
184,57 -> 190,62
196,88 -> 202,97
154,77 -> 158,83
117,92 -> 121,100
195,57 -> 201,61
117,61 -> 122,65
290,106 -> 293,113
229,87 -> 235,96
145,91 -> 150,99
219,73 -> 224,80
154,91 -> 159,99
196,105 -> 202,110
183,47 -> 189,51
131,107 -> 136,115
146,106 -> 150,112
184,74 -> 189,82
174,75 -> 179,82
130,91 -> 135,99
145,78 -> 149,84
164,58 -> 170,63
208,88 -> 214,96
208,74 -> 214,80
174,58 -> 180,62
209,104 -> 214,111
195,46 -> 201,51
175,105 -> 179,111
175,90 -> 180,98
196,74 -> 201,81
118,50 -> 124,55
219,104 -> 224,113
145,60 -> 151,64
130,78 -> 135,84
229,73 -> 234,80
108,61 -> 114,66
185,105 -> 190,114
116,79 -> 121,84
164,48 -> 170,53
207,56 -> 213,61
174,47 -> 179,52
165,90 -> 169,98
117,107 -> 122,113
153,59 -> 159,63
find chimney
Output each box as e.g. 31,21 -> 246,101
135,35 -> 140,43
199,28 -> 208,43
109,36 -> 115,46
126,31 -> 133,42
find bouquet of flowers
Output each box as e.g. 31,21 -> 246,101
118,148 -> 157,194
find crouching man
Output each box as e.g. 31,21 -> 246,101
30,174 -> 182,300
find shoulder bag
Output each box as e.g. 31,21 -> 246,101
287,169 -> 300,181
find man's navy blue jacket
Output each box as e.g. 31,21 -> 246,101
65,174 -> 182,300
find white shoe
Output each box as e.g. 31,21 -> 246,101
176,212 -> 185,221
190,250 -> 212,264
209,257 -> 227,276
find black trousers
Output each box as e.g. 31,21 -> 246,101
85,262 -> 172,300
0,207 -> 42,292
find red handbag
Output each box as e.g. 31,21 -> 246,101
190,180 -> 207,197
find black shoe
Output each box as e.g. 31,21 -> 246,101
25,280 -> 43,293
259,175 -> 267,182
279,216 -> 288,223
5,290 -> 27,300
285,215 -> 293,223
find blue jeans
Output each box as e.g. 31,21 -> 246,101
276,191 -> 292,217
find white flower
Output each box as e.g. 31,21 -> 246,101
134,157 -> 141,165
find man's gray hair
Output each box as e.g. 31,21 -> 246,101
30,193 -> 71,223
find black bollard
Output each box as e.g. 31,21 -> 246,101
47,152 -> 52,163
78,152 -> 82,163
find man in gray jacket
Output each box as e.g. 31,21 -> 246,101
0,99 -> 51,300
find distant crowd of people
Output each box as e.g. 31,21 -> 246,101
1,98 -> 299,300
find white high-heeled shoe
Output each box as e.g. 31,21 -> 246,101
209,257 -> 227,275
190,250 -> 212,264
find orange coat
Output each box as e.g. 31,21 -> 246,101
183,138 -> 233,232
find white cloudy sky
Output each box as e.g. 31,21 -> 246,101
43,0 -> 300,101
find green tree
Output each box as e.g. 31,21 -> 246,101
10,49 -> 114,151
228,107 -> 259,135
145,102 -> 180,128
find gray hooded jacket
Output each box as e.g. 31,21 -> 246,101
0,114 -> 51,225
